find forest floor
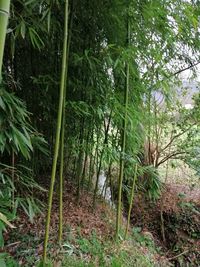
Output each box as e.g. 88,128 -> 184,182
132,183 -> 200,266
2,181 -> 200,266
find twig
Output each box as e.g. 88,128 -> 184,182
168,249 -> 190,261
159,122 -> 196,155
6,241 -> 21,247
157,151 -> 186,166
172,61 -> 200,76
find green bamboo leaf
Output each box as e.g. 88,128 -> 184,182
20,21 -> 26,39
25,0 -> 37,5
29,28 -> 44,50
0,96 -> 6,110
13,126 -> 33,151
47,10 -> 51,32
14,25 -> 20,39
6,28 -> 13,34
41,8 -> 49,22
28,198 -> 34,223
0,212 -> 15,229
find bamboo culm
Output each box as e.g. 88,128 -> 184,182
58,7 -> 73,244
76,122 -> 85,204
124,164 -> 138,239
0,0 -> 11,82
43,0 -> 69,264
116,17 -> 130,240
81,128 -> 91,188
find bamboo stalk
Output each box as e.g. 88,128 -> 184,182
160,129 -> 173,243
124,164 -> 138,239
58,5 -> 73,244
0,0 -> 11,82
116,17 -> 130,240
43,0 -> 69,264
76,121 -> 85,204
58,99 -> 65,245
81,128 -> 90,188
88,150 -> 94,189
11,151 -> 15,211
76,147 -> 84,204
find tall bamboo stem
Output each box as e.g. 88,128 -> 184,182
43,0 -> 69,263
160,128 -> 173,243
81,128 -> 91,188
116,17 -> 130,240
0,0 -> 11,82
11,151 -> 15,210
58,5 -> 73,244
58,96 -> 65,245
76,122 -> 84,204
124,164 -> 138,239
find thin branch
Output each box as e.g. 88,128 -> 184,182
168,246 -> 196,261
160,123 -> 196,155
157,151 -> 186,167
172,61 -> 200,76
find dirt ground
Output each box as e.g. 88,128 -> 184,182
131,183 -> 200,266
3,182 -> 200,266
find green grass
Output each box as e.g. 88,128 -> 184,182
61,231 -> 158,267
5,227 -> 166,267
2,226 -> 171,267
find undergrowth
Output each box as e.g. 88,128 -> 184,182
3,228 -> 163,267
61,231 -> 157,267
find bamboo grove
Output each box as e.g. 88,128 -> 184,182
1,0 -> 200,265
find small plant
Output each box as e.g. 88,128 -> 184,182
140,166 -> 163,201
132,227 -> 154,247
62,233 -> 157,267
0,253 -> 19,267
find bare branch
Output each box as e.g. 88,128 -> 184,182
172,61 -> 200,76
160,123 -> 196,155
157,151 -> 186,167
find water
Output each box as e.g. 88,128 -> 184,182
98,171 -> 112,205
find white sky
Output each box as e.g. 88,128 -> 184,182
179,64 -> 200,82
